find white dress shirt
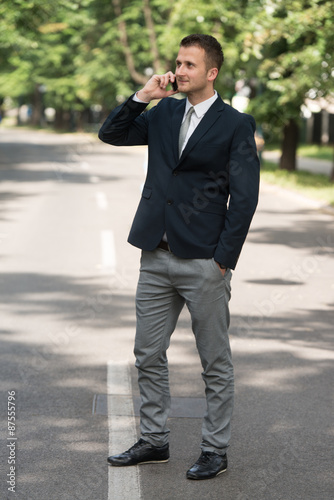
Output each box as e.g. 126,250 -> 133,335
178,91 -> 218,154
133,91 -> 218,153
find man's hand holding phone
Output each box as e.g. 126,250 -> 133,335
136,71 -> 178,102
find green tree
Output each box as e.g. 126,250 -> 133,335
243,0 -> 334,170
2,0 -> 332,153
0,0 -> 61,124
0,0 -> 260,128
0,0 -> 100,127
96,0 -> 251,106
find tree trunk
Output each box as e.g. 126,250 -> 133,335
280,118 -> 299,171
330,145 -> 334,182
54,108 -> 71,130
76,108 -> 90,131
31,84 -> 43,127
143,0 -> 160,73
54,108 -> 64,129
111,0 -> 147,85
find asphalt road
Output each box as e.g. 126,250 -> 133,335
0,128 -> 333,500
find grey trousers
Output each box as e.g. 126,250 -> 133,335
134,248 -> 234,455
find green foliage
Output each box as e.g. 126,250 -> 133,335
297,144 -> 334,162
262,161 -> 334,206
245,0 -> 334,131
0,0 -> 332,134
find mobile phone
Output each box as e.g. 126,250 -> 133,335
172,79 -> 178,91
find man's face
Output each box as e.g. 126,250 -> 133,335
175,45 -> 213,96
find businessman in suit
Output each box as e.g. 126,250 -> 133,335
99,34 -> 260,480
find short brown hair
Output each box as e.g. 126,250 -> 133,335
180,34 -> 224,72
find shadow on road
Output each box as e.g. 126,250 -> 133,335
0,129 -> 333,499
1,289 -> 333,499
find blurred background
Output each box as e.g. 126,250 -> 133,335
0,4 -> 333,498
0,0 -> 333,193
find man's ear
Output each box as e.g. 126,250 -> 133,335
207,68 -> 218,81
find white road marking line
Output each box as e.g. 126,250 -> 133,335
96,191 -> 108,210
107,360 -> 141,500
101,230 -> 116,272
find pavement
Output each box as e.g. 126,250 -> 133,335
0,128 -> 333,500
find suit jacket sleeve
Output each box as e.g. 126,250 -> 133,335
213,114 -> 260,269
98,94 -> 152,146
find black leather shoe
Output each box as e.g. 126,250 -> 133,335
107,438 -> 169,466
186,451 -> 227,480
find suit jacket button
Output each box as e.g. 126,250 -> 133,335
173,170 -> 179,176
167,199 -> 173,205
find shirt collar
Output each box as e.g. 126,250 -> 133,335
185,90 -> 218,118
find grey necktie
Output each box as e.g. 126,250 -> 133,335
178,106 -> 194,157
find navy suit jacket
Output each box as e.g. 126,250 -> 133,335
99,93 -> 260,269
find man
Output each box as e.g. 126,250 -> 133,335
99,34 -> 259,480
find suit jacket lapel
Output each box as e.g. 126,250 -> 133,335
178,96 -> 225,163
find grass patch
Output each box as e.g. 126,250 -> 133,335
261,161 -> 334,207
297,144 -> 333,162
264,142 -> 333,162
